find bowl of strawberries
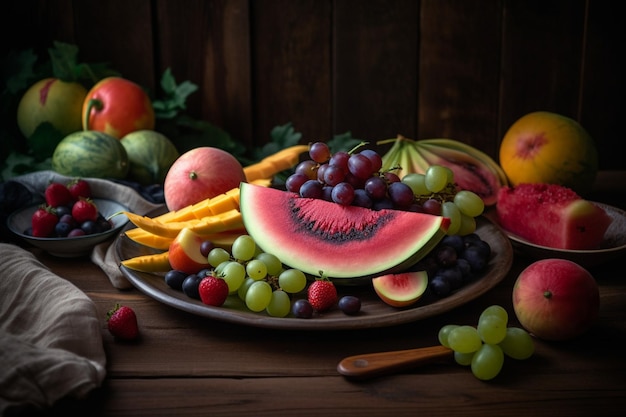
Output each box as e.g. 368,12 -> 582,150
6,179 -> 129,257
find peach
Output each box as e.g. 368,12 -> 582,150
164,147 -> 246,211
512,259 -> 599,341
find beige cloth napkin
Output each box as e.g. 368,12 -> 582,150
0,243 -> 107,414
9,170 -> 163,289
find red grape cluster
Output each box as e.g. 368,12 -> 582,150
285,142 -> 418,211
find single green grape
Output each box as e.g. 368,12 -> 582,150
456,213 -> 477,236
255,252 -> 282,276
208,247 -> 230,267
245,280 -> 273,312
454,351 -> 474,366
402,173 -> 430,195
454,190 -> 485,217
425,165 -> 449,193
479,305 -> 509,325
222,261 -> 246,293
442,166 -> 454,184
471,343 -> 504,381
442,201 -> 461,235
237,277 -> 256,300
448,325 -> 482,354
266,290 -> 291,318
278,269 -> 307,293
438,324 -> 459,348
232,235 -> 256,261
246,259 -> 267,280
477,315 -> 507,345
498,327 -> 535,360
214,260 -> 229,276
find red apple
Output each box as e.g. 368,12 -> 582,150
168,228 -> 211,274
512,259 -> 599,341
82,76 -> 155,139
164,147 -> 246,211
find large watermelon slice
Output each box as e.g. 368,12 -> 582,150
496,183 -> 612,250
239,182 -> 450,281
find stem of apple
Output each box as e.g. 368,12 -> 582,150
83,98 -> 104,131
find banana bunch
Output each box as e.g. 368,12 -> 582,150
378,135 -> 508,206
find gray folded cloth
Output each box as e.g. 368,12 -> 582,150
8,170 -> 163,289
0,243 -> 107,414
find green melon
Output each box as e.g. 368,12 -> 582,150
52,130 -> 129,179
239,182 -> 450,283
121,130 -> 180,185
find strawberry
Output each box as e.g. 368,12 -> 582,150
72,198 -> 98,223
107,304 -> 139,340
44,182 -> 73,208
67,178 -> 92,200
307,277 -> 338,312
31,205 -> 58,237
198,276 -> 229,306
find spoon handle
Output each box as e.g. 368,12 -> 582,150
337,345 -> 453,379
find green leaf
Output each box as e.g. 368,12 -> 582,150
27,122 -> 65,160
173,115 -> 245,157
249,122 -> 303,161
153,68 -> 199,120
3,49 -> 38,94
270,122 -> 303,147
1,152 -> 52,181
327,131 -> 362,153
48,41 -> 80,81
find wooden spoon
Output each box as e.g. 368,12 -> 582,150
337,345 -> 453,379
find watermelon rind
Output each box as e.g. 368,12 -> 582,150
52,130 -> 129,179
240,182 -> 449,284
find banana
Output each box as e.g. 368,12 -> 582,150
378,136 -> 506,206
419,139 -> 508,186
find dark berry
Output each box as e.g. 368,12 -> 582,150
338,296 -> 361,315
182,274 -> 203,300
292,299 -> 314,319
55,221 -> 72,237
165,270 -> 188,290
430,276 -> 451,297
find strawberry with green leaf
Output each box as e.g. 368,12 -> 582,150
67,178 -> 92,200
71,198 -> 98,223
31,205 -> 58,237
107,304 -> 139,340
45,182 -> 73,208
307,274 -> 338,312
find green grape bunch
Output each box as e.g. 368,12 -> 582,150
438,305 -> 535,380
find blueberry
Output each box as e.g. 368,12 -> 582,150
430,275 -> 451,297
182,274 -> 203,300
55,221 -> 72,237
440,234 -> 464,254
81,220 -> 99,235
338,295 -> 361,315
165,270 -> 188,291
292,299 -> 314,318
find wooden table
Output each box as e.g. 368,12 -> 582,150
32,172 -> 626,416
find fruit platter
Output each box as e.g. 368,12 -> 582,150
116,213 -> 512,330
114,140 -> 515,330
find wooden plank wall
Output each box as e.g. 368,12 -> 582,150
1,0 -> 624,170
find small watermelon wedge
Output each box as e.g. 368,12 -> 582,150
496,183 -> 612,250
239,182 -> 450,281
